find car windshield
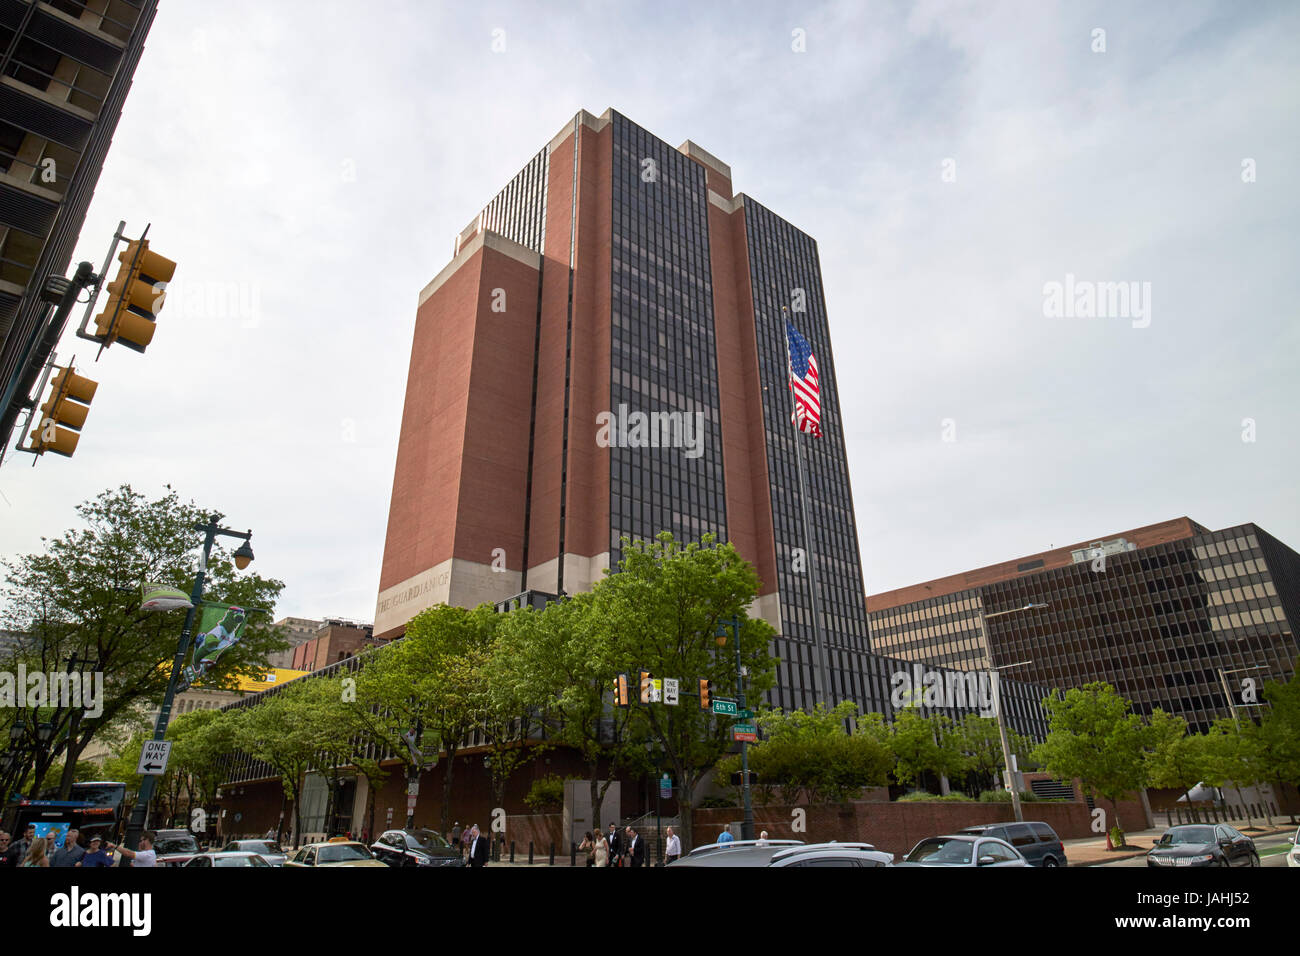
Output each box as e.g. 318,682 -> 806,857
233,841 -> 280,855
407,830 -> 452,850
1159,827 -> 1215,846
317,844 -> 373,863
906,838 -> 973,864
154,834 -> 199,854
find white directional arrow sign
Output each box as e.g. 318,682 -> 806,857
137,740 -> 172,776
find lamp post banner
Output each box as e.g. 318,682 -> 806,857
175,603 -> 247,692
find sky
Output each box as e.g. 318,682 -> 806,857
1,0 -> 1297,623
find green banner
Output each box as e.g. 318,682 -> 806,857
176,604 -> 247,692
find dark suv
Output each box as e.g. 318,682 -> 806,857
151,828 -> 202,867
958,822 -> 1067,867
369,828 -> 464,868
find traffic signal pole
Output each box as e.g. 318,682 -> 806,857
729,615 -> 755,841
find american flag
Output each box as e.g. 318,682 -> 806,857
785,321 -> 822,437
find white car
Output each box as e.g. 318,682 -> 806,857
895,834 -> 1031,867
1288,828 -> 1299,868
183,851 -> 272,868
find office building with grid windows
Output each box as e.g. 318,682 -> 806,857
867,517 -> 1300,732
373,108 -> 932,716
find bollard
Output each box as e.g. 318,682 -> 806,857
549,841 -> 555,866
510,840 -> 515,863
528,841 -> 534,865
571,842 -> 577,867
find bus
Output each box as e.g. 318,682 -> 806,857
5,781 -> 128,846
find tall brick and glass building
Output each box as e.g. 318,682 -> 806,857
376,108 -> 876,713
867,517 -> 1300,732
0,0 -> 158,453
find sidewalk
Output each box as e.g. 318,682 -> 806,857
1064,817 -> 1294,866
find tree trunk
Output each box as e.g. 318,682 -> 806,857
56,726 -> 85,799
1235,785 -> 1255,828
439,749 -> 457,836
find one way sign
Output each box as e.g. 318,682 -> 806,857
136,740 -> 172,776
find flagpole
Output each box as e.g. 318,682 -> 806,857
782,311 -> 833,707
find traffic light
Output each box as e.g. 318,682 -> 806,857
639,670 -> 651,705
698,678 -> 712,710
92,238 -> 176,352
613,673 -> 629,707
26,365 -> 97,457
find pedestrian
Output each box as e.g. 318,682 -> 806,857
361,826 -> 370,844
592,829 -> 609,867
264,826 -> 277,841
756,830 -> 769,846
76,836 -> 113,868
451,821 -> 462,848
716,824 -> 734,845
460,824 -> 472,861
51,828 -> 85,867
579,831 -> 595,867
21,835 -> 49,867
108,832 -> 157,867
626,827 -> 645,868
467,825 -> 489,867
9,824 -> 34,864
606,823 -> 622,866
664,826 -> 681,864
0,832 -> 10,868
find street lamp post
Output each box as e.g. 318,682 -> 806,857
978,602 -> 1047,824
121,514 -> 253,853
714,616 -> 754,841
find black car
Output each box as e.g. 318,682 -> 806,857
152,829 -> 202,867
957,821 -> 1068,867
370,829 -> 464,868
1146,824 -> 1259,868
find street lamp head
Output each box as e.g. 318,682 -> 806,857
8,723 -> 23,743
714,622 -> 728,646
37,722 -> 53,743
232,537 -> 254,571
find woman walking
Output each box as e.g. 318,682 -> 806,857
22,836 -> 49,868
592,828 -> 609,868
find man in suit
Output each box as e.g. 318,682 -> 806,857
468,825 -> 489,867
626,827 -> 645,868
606,823 -> 622,867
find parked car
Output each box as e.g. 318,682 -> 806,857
284,840 -> 387,868
369,828 -> 464,868
957,821 -> 1068,867
221,839 -> 287,866
152,829 -> 202,867
183,851 -> 272,868
670,840 -> 805,867
1287,828 -> 1299,868
1145,824 -> 1259,867
895,834 -> 1030,867
767,843 -> 893,867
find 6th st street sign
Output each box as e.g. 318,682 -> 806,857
136,740 -> 171,776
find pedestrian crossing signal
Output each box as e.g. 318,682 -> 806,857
639,670 -> 651,704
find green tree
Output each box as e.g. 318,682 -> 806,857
889,711 -> 969,793
1032,682 -> 1150,838
0,484 -> 285,799
594,533 -> 777,849
1143,709 -> 1208,819
356,603 -> 497,835
1203,717 -> 1268,827
1254,665 -> 1300,823
490,592 -> 645,829
227,680 -> 321,845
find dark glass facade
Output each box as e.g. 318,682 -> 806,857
608,113 -> 727,562
742,198 -> 872,711
869,522 -> 1300,733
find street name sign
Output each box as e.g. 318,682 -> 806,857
712,699 -> 738,715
